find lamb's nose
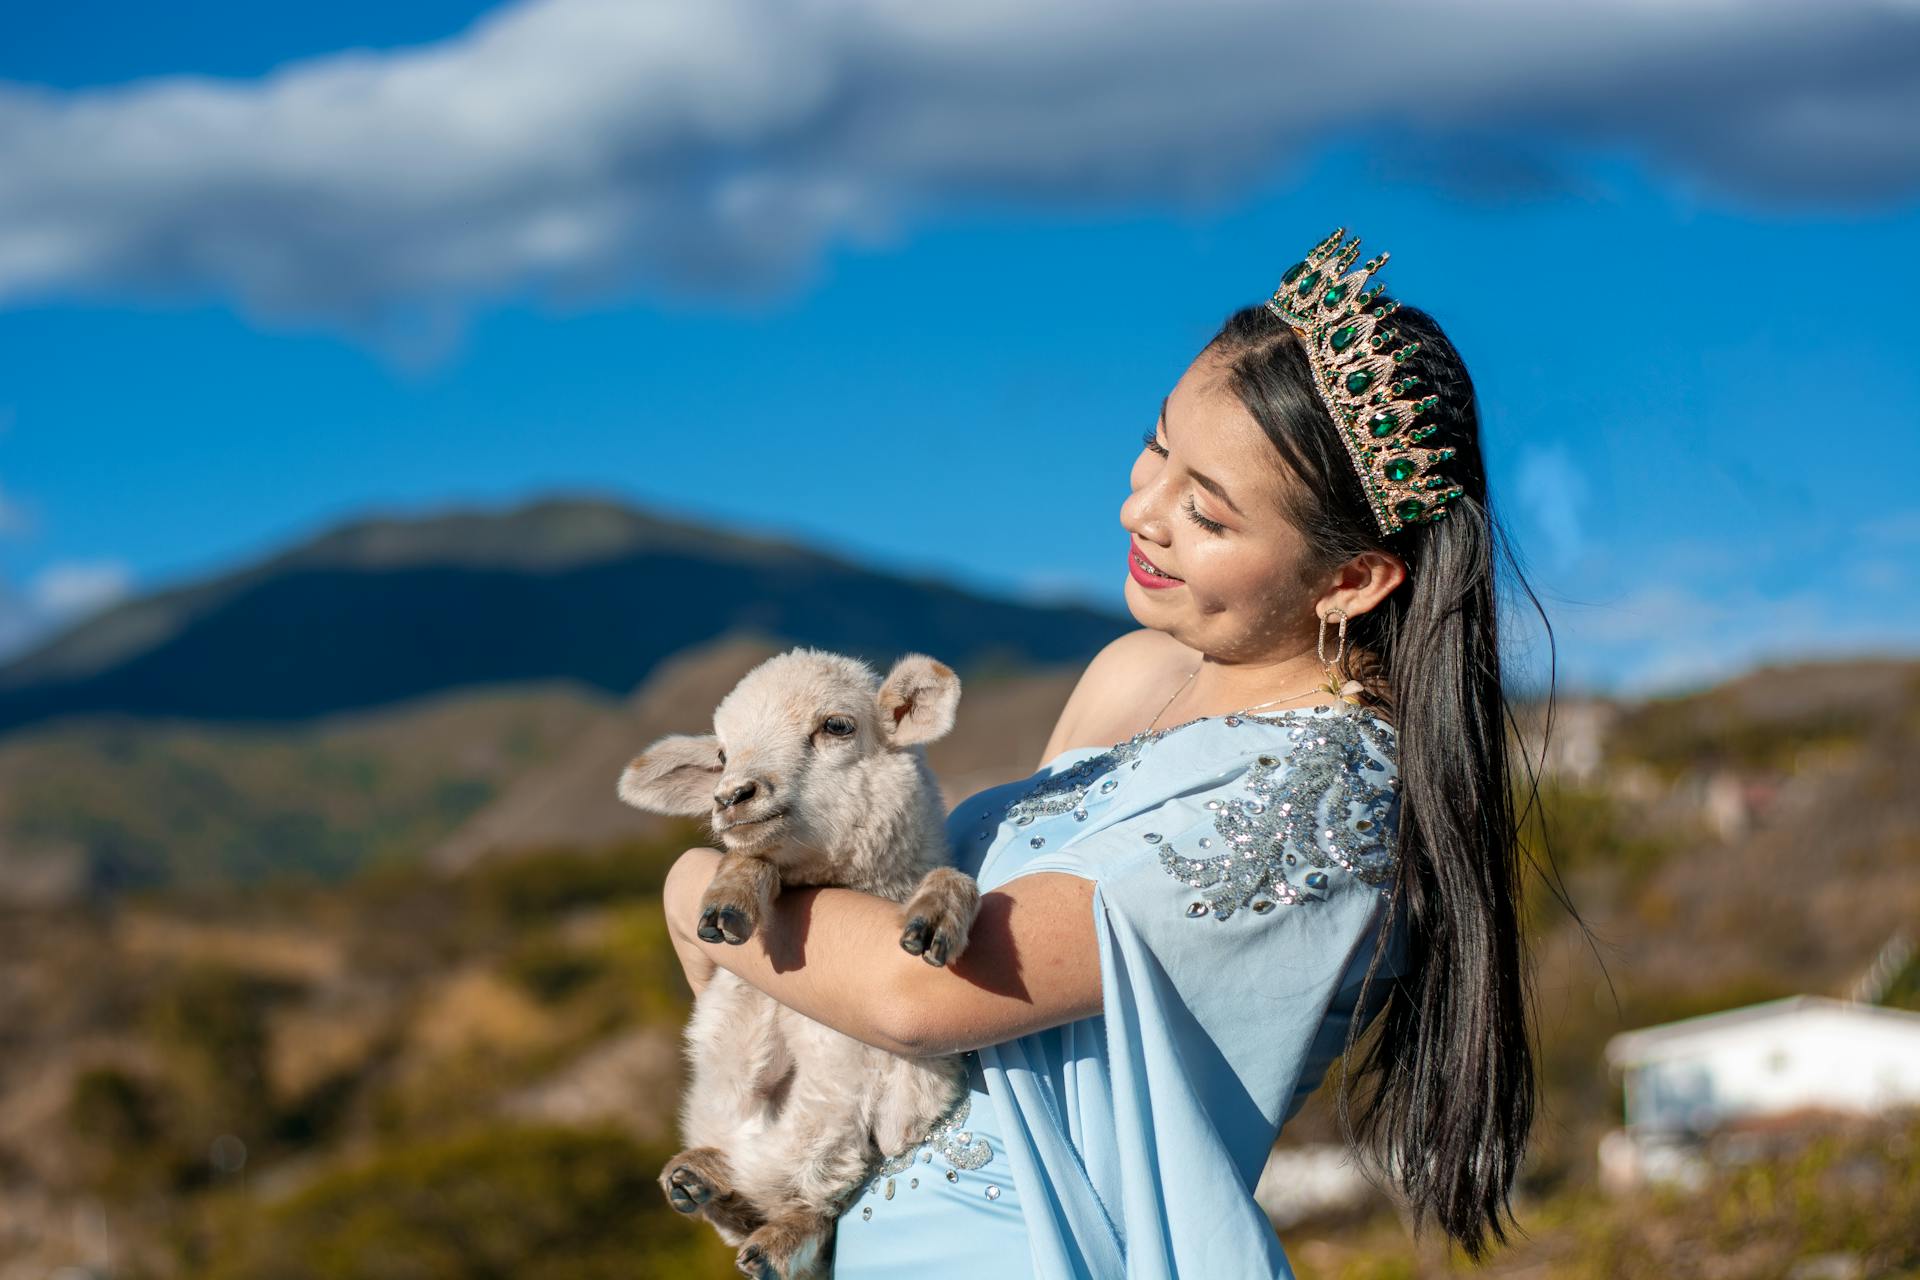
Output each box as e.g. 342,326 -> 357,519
718,781 -> 758,809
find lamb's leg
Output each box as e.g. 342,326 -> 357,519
898,867 -> 981,967
661,1146 -> 764,1242
871,1053 -> 969,1159
735,1207 -> 835,1280
698,854 -> 781,945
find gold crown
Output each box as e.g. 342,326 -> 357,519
1266,227 -> 1464,535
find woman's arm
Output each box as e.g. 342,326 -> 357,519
662,847 -> 1101,1057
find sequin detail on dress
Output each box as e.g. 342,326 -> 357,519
1153,706 -> 1399,920
873,1093 -> 992,1178
1001,712 -> 1224,827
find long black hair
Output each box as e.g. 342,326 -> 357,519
1206,296 -> 1551,1262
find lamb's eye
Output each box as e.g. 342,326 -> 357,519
716,748 -> 727,767
822,716 -> 856,737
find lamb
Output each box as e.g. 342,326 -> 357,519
616,646 -> 983,1280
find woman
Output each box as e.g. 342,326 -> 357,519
663,229 -> 1544,1278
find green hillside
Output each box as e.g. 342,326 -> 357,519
0,657 -> 1913,1277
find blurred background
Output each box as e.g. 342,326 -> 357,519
1,1 -> 1917,1277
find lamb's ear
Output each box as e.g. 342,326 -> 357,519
617,733 -> 722,816
877,654 -> 961,747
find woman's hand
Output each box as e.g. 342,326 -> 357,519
663,846 -> 726,998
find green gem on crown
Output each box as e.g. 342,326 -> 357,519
1273,230 -> 1459,536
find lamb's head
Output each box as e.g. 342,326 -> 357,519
616,647 -> 961,859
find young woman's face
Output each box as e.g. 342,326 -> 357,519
1119,345 -> 1323,662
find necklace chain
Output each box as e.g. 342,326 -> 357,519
1143,664 -> 1337,735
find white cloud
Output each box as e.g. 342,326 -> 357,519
30,559 -> 132,620
1848,558 -> 1906,593
1514,444 -> 1590,572
1858,509 -> 1920,545
1545,572 -> 1920,697
0,0 -> 1914,336
0,556 -> 134,664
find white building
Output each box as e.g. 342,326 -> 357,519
1597,995 -> 1920,1192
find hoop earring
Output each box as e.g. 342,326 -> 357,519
1317,608 -> 1363,703
1317,608 -> 1348,669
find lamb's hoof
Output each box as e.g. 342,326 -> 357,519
736,1242 -> 775,1279
665,1163 -> 713,1214
698,904 -> 755,945
900,914 -> 954,967
899,870 -> 978,968
695,905 -> 725,944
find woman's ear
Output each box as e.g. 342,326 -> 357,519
1322,549 -> 1409,619
876,654 -> 961,746
1366,549 -> 1410,600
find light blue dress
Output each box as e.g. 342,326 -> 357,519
831,701 -> 1409,1279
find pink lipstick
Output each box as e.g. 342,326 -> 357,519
1128,540 -> 1185,589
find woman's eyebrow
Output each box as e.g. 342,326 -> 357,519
1159,395 -> 1243,516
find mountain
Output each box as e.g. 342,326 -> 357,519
0,493 -> 1129,735
0,495 -> 1115,898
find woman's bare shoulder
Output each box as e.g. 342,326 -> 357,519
1038,628 -> 1194,766
1089,627 -> 1195,684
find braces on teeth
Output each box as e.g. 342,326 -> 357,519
1135,549 -> 1181,579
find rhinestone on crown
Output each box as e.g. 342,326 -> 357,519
1266,227 -> 1465,536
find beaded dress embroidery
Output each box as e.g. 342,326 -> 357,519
850,1069 -> 1004,1221
1150,708 -> 1398,919
999,705 -> 1399,896
834,700 -> 1408,1278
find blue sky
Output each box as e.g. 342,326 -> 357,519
2,0 -> 1917,700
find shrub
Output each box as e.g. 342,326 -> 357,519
200,1124 -> 735,1280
